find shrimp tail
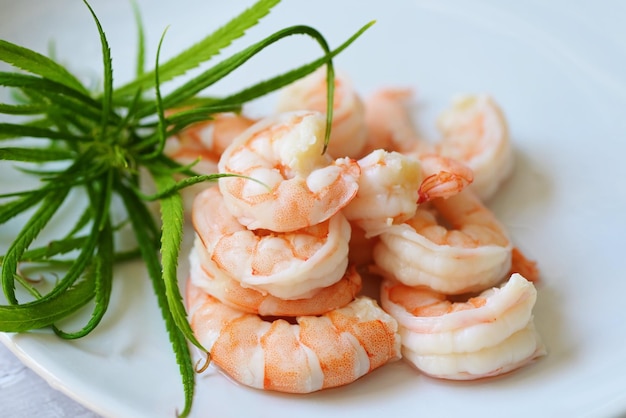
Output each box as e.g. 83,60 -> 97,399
417,170 -> 473,203
509,247 -> 540,283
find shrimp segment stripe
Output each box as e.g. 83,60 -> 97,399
189,245 -> 363,317
402,323 -> 545,380
187,282 -> 401,394
192,186 -> 352,300
379,274 -> 545,380
217,111 -> 361,232
373,189 -> 513,295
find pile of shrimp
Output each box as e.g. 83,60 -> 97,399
175,67 -> 545,393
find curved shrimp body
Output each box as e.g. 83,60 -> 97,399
380,274 -> 545,380
361,90 -> 511,201
217,111 -> 361,232
165,112 -> 257,173
192,187 -> 351,300
164,112 -> 257,211
373,189 -> 512,295
277,67 -> 367,159
187,282 -> 402,393
361,88 -> 426,157
342,150 -> 473,238
342,149 -> 423,236
189,244 -> 362,317
435,94 -> 514,201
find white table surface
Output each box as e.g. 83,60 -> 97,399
0,342 -> 100,418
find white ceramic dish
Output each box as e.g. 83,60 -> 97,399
2,1 -> 626,417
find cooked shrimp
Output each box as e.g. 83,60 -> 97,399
360,88 -> 426,157
165,112 -> 257,174
380,273 -> 537,351
372,189 -> 512,294
362,89 -> 512,200
192,186 -> 351,299
415,153 -> 474,203
342,149 -> 423,236
343,150 -> 472,237
188,244 -> 362,316
277,67 -> 367,159
402,322 -> 544,380
347,222 -> 379,269
164,112 -> 257,210
380,274 -> 545,380
435,94 -> 514,201
217,111 -> 361,232
186,282 -> 402,393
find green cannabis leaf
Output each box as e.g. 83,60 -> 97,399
0,0 -> 373,416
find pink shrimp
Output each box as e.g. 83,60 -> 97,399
347,222 -> 379,269
380,273 -> 545,380
361,89 -> 513,200
372,189 -> 512,295
188,244 -> 362,317
342,149 -> 473,237
277,67 -> 367,159
217,111 -> 361,232
192,187 -> 351,299
360,88 -> 426,157
163,112 -> 257,210
415,153 -> 474,203
509,247 -> 540,283
165,112 -> 257,173
186,282 -> 402,393
435,94 -> 514,200
342,149 -> 423,235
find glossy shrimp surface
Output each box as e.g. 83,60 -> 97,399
343,150 -> 473,238
414,153 -> 474,204
380,273 -> 545,380
187,282 -> 402,393
192,187 -> 351,299
277,67 -> 367,159
362,89 -> 512,201
217,111 -> 360,232
165,112 -> 257,171
436,94 -> 514,201
373,189 -> 513,294
182,70 -> 544,391
361,88 -> 425,157
188,244 -> 362,317
342,149 -> 423,236
164,112 -> 257,210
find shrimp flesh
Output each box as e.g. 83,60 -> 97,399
186,282 -> 402,393
192,186 -> 351,299
435,94 -> 514,201
380,273 -> 545,380
342,149 -> 472,238
165,112 -> 257,170
347,222 -> 379,269
372,189 -> 512,294
342,149 -> 423,236
188,244 -> 362,317
217,111 -> 361,232
360,88 -> 426,157
361,89 -> 513,201
164,112 -> 257,210
277,67 -> 367,159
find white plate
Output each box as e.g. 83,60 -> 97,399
2,0 -> 626,417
